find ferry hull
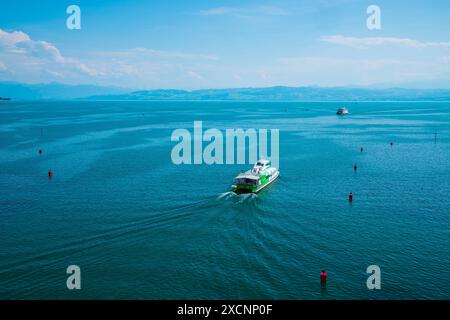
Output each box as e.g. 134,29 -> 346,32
232,171 -> 279,194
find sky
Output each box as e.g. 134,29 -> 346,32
1,0 -> 450,89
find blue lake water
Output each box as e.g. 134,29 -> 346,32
0,100 -> 449,299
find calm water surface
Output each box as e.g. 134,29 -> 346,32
0,101 -> 449,299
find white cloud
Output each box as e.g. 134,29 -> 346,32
276,56 -> 450,87
1,28 -> 449,89
188,70 -> 204,80
115,48 -> 218,61
0,30 -> 30,47
199,7 -> 236,16
84,47 -> 223,88
0,28 -> 99,82
199,5 -> 288,18
0,29 -> 218,87
321,35 -> 450,49
254,5 -> 289,16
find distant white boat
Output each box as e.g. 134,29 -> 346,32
336,107 -> 349,115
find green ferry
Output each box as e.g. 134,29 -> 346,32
231,159 -> 279,194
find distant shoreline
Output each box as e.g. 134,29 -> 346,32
3,82 -> 450,101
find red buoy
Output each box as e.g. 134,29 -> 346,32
48,169 -> 53,178
349,192 -> 353,202
320,270 -> 327,283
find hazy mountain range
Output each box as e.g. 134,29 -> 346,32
1,82 -> 450,101
0,82 -> 129,100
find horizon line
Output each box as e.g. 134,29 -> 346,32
2,81 -> 450,92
